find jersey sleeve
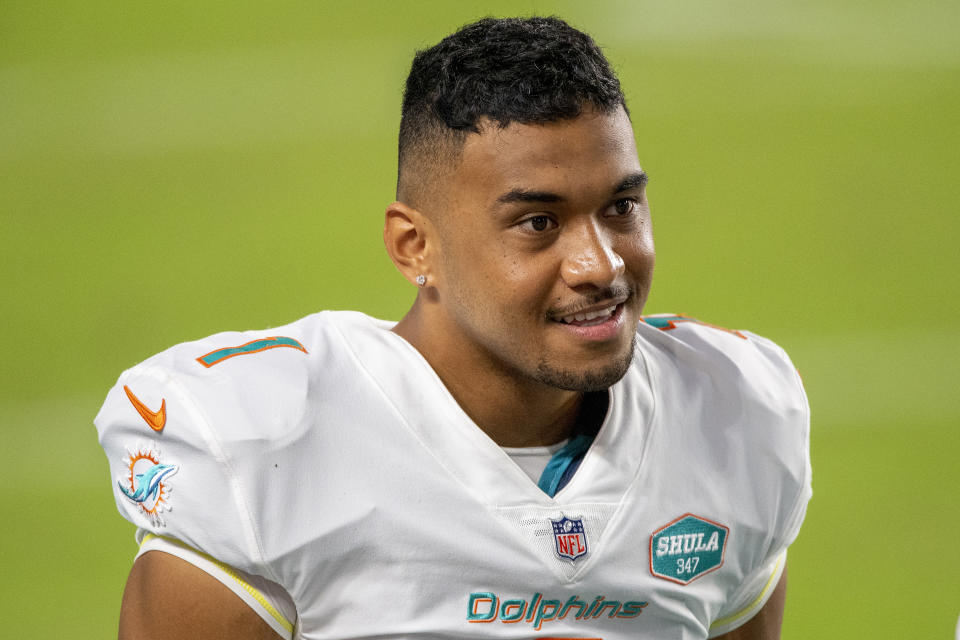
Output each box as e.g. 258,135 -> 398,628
94,359 -> 272,577
707,550 -> 787,637
640,316 -> 812,635
712,332 -> 812,635
96,321 -> 321,619
747,332 -> 813,549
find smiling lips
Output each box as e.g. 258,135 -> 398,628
551,301 -> 629,342
557,303 -> 619,326
552,291 -> 629,325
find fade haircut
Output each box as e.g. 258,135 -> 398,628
397,16 -> 628,205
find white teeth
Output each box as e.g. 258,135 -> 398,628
560,304 -> 617,324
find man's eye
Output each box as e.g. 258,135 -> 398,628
613,199 -> 638,216
520,215 -> 556,232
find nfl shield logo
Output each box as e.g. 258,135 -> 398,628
552,516 -> 588,561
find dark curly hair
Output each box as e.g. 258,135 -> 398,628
397,16 -> 627,204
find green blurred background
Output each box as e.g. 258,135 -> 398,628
2,1 -> 958,636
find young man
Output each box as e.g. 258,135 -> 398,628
97,17 -> 810,639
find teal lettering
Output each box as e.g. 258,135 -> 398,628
466,592 -> 497,622
583,596 -> 604,618
525,593 -> 541,622
468,591 -> 648,628
559,595 -> 586,619
595,601 -> 621,618
617,601 -> 649,618
499,599 -> 526,622
532,599 -> 562,630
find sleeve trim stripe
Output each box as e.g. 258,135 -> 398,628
709,551 -> 785,632
140,533 -> 294,635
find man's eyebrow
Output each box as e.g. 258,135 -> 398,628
494,171 -> 648,205
614,171 -> 648,193
496,189 -> 564,205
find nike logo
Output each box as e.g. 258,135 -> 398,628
123,385 -> 167,432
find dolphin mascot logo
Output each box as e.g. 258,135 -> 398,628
119,463 -> 178,504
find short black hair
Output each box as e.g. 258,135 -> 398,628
397,16 -> 627,203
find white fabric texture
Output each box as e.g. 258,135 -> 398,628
96,310 -> 811,639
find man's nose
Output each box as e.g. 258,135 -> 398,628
560,222 -> 625,289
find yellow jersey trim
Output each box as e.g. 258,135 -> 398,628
140,533 -> 294,634
709,553 -> 784,630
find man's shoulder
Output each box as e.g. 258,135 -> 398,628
93,310 -> 398,557
95,311 -> 389,445
134,309 -> 379,374
638,313 -> 798,374
636,312 -> 806,415
635,313 -> 812,563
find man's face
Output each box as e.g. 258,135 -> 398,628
429,106 -> 654,392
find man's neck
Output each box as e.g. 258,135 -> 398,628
393,303 -> 591,448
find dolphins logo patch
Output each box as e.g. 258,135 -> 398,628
118,444 -> 178,527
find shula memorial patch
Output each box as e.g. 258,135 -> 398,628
649,513 -> 729,584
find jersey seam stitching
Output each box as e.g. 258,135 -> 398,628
326,317 -> 495,506
134,364 -> 283,586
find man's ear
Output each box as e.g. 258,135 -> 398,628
383,201 -> 435,288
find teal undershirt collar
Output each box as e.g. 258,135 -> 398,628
536,433 -> 596,497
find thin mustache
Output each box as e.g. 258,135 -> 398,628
548,285 -> 633,319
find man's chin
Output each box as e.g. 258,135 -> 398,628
535,339 -> 636,392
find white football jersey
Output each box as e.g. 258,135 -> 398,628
95,310 -> 811,639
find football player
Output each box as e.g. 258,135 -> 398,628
97,16 -> 810,639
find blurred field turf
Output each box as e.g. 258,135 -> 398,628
2,1 -> 958,637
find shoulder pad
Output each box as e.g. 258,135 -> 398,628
639,312 -> 811,553
93,312 -> 337,574
639,313 -> 805,413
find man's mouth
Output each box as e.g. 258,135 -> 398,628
555,303 -> 621,326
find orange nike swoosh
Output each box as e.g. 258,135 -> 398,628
123,385 -> 167,432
